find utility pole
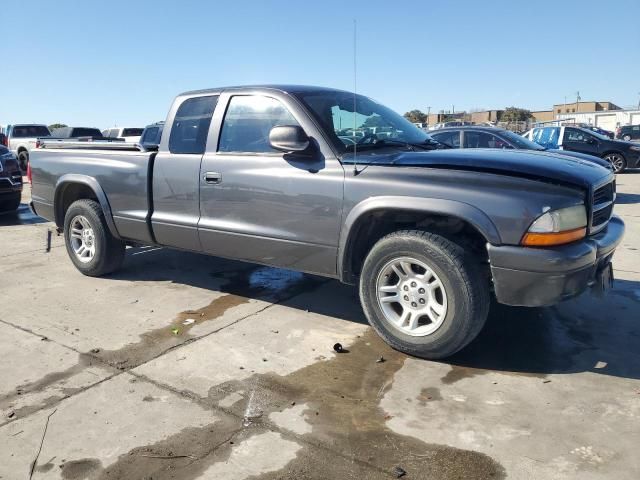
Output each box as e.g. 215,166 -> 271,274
575,91 -> 581,113
427,106 -> 431,128
564,95 -> 567,112
637,92 -> 640,110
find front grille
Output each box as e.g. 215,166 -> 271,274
590,181 -> 615,232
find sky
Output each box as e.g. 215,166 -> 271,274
1,0 -> 639,128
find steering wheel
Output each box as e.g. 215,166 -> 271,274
357,133 -> 378,145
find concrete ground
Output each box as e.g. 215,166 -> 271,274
1,174 -> 639,480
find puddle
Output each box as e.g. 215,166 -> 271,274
92,266 -> 323,370
79,330 -> 504,480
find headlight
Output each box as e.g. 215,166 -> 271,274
521,205 -> 587,246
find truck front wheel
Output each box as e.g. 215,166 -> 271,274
18,151 -> 29,171
359,230 -> 490,359
63,199 -> 125,276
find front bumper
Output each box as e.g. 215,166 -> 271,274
488,215 -> 625,307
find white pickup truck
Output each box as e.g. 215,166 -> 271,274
4,124 -> 52,170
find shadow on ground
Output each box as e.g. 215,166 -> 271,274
615,192 -> 640,204
111,246 -> 640,380
0,203 -> 47,226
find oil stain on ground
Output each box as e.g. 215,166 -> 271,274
85,330 -> 504,480
92,266 -> 324,370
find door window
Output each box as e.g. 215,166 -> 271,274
463,131 -> 511,149
565,128 -> 594,143
169,95 -> 218,154
430,131 -> 460,148
218,96 -> 299,153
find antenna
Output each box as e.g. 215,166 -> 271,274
352,18 -> 359,176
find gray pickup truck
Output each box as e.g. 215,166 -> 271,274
30,85 -> 624,358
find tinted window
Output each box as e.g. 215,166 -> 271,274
565,128 -> 594,143
430,131 -> 460,148
72,128 -> 103,137
122,128 -> 143,137
464,131 -> 511,149
141,127 -> 159,144
11,125 -> 51,138
218,96 -> 299,153
169,96 -> 218,154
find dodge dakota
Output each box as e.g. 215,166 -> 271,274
29,85 -> 624,358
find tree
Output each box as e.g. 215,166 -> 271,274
500,107 -> 532,123
48,123 -> 67,130
403,109 -> 428,124
362,115 -> 386,128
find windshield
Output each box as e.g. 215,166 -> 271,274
500,130 -> 546,150
73,128 -> 103,137
294,91 -> 432,153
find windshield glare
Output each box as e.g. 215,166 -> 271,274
296,91 -> 432,152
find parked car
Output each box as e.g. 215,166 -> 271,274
102,127 -> 144,143
30,85 -> 623,359
523,125 -> 640,173
616,125 -> 640,142
4,124 -> 51,170
430,126 -> 611,168
0,145 -> 22,212
138,122 -> 164,149
581,125 -> 614,139
429,121 -> 473,131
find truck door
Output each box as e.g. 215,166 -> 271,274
562,127 -> 600,156
198,92 -> 344,276
151,94 -> 219,251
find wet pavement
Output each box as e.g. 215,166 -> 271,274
1,177 -> 639,479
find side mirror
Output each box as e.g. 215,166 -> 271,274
269,125 -> 310,153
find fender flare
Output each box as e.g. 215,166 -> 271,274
54,174 -> 121,239
337,195 -> 501,282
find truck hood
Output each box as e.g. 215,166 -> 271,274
344,148 -> 612,188
547,149 -> 612,169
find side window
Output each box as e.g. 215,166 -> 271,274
565,128 -> 592,143
218,95 -> 299,153
431,131 -> 460,148
464,132 -> 511,149
141,127 -> 159,144
169,95 -> 218,154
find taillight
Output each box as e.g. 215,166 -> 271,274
1,136 -> 7,147
35,139 -> 41,148
27,162 -> 32,184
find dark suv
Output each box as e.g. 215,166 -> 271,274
0,145 -> 23,212
616,125 -> 640,142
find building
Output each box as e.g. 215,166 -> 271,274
552,101 -> 621,115
470,110 -> 503,124
531,110 -> 554,122
426,112 -> 465,126
555,109 -> 640,132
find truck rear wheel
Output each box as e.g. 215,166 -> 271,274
359,230 -> 489,359
18,151 -> 29,171
63,199 -> 125,276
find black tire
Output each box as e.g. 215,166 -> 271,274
17,151 -> 29,171
359,230 -> 490,359
63,199 -> 125,276
622,135 -> 631,141
0,193 -> 21,213
603,152 -> 626,173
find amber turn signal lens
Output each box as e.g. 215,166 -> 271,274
521,227 -> 587,247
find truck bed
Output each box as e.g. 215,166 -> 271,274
30,146 -> 156,243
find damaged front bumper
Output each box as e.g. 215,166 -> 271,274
487,215 -> 625,307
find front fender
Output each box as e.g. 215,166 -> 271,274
54,174 -> 120,238
338,195 -> 501,282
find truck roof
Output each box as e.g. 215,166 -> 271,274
179,84 -> 351,97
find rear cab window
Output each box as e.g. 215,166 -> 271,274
169,95 -> 219,154
532,127 -> 560,149
122,128 -> 143,137
11,125 -> 51,138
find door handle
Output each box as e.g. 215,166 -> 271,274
204,172 -> 222,184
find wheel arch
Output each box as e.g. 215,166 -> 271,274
54,175 -> 120,239
338,196 -> 501,284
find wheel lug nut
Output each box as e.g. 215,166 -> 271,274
403,286 -> 408,291
411,302 -> 417,307
411,282 -> 417,287
404,295 -> 409,301
418,288 -> 425,294
419,298 -> 425,304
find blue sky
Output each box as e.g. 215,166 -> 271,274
2,0 -> 639,128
